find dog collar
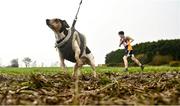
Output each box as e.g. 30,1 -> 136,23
55,29 -> 72,48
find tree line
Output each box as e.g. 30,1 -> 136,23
8,57 -> 32,67
105,39 -> 180,66
0,57 -> 59,68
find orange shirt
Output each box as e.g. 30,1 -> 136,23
127,40 -> 133,51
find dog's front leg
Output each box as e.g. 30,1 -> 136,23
58,49 -> 67,73
72,34 -> 83,66
87,54 -> 97,77
72,63 -> 80,79
60,57 -> 67,73
81,34 -> 87,58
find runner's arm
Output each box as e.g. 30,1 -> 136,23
119,38 -> 124,47
126,36 -> 134,43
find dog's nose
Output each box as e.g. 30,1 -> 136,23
46,19 -> 50,24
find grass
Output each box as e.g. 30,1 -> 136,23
0,66 -> 179,76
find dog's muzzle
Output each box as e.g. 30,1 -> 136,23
46,19 -> 50,25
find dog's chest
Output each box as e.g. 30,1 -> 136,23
58,36 -> 76,62
58,33 -> 91,63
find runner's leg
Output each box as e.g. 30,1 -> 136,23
131,55 -> 144,70
123,55 -> 128,71
131,56 -> 141,66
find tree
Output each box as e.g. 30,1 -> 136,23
41,62 -> 44,67
32,61 -> 37,67
105,39 -> 180,65
23,57 -> 32,67
11,59 -> 19,67
51,61 -> 59,67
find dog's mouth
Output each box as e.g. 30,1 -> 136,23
46,19 -> 54,29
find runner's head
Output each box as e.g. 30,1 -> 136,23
118,31 -> 125,38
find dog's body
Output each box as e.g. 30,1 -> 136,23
46,18 -> 96,77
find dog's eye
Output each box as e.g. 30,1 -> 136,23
55,19 -> 59,22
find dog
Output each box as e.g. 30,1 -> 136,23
46,18 -> 96,78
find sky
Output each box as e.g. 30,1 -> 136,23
0,0 -> 179,67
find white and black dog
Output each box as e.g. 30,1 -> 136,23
46,18 -> 96,77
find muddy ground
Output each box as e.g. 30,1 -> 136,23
0,71 -> 180,105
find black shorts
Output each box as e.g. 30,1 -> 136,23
124,50 -> 134,57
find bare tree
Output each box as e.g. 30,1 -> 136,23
32,61 -> 37,67
11,59 -> 19,67
22,57 -> 32,67
41,62 -> 44,67
51,61 -> 59,67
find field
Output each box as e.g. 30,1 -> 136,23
0,66 -> 180,105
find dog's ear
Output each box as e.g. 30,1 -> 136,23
62,20 -> 70,28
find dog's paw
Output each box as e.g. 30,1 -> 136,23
71,74 -> 79,81
77,60 -> 83,66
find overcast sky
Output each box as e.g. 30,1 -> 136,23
0,0 -> 179,67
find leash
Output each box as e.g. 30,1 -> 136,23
71,0 -> 83,29
55,0 -> 83,48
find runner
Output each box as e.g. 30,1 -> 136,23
119,31 -> 144,71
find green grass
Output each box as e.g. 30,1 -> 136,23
0,67 -> 62,76
0,66 -> 179,76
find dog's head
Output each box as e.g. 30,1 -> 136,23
46,18 -> 69,33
